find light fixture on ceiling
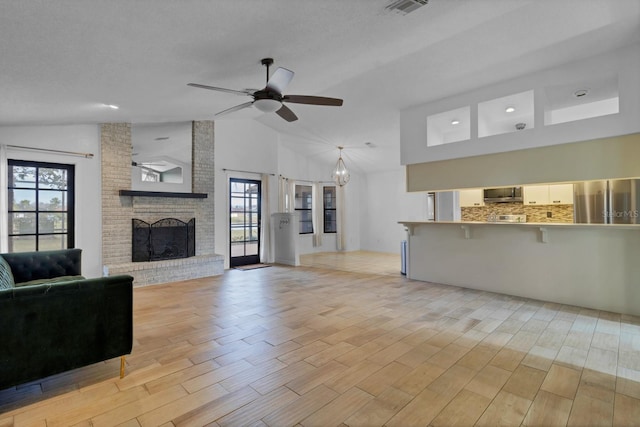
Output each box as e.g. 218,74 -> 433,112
332,146 -> 350,187
574,89 -> 589,98
103,103 -> 119,110
253,98 -> 282,113
451,119 -> 460,125
505,106 -> 516,113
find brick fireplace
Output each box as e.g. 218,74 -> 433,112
101,122 -> 223,286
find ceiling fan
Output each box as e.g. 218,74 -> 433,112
188,58 -> 343,122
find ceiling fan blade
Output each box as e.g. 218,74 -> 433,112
282,95 -> 343,106
275,104 -> 298,122
266,67 -> 294,94
214,101 -> 253,117
188,83 -> 252,96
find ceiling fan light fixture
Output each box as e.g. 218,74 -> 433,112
332,146 -> 350,187
253,98 -> 282,113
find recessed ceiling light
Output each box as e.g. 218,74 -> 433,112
451,119 -> 460,125
505,106 -> 516,113
103,104 -> 119,110
573,89 -> 589,98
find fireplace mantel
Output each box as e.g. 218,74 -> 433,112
119,190 -> 207,199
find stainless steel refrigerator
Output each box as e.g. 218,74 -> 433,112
574,179 -> 640,224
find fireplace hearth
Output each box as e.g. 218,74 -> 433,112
132,218 -> 195,262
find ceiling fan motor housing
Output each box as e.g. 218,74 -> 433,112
254,89 -> 281,102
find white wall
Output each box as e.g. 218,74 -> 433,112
359,168 -> 428,254
0,125 -> 102,277
278,142 -> 362,254
401,43 -> 640,165
215,119 -> 364,269
213,119 -> 280,269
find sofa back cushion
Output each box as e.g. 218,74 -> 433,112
0,256 -> 15,290
0,249 -> 81,283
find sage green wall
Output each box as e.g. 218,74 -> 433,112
407,133 -> 640,192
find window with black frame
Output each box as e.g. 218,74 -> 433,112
323,186 -> 337,233
295,184 -> 313,234
7,160 -> 75,252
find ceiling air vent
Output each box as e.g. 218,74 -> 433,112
385,0 -> 428,15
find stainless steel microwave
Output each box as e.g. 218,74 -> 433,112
483,187 -> 523,203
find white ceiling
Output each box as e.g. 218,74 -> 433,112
1,0 -> 639,173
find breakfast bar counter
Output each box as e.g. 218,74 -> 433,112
398,220 -> 640,316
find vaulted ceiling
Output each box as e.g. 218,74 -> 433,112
1,0 -> 639,172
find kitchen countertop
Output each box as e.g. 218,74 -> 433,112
398,220 -> 640,230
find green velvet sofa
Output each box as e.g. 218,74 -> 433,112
0,248 -> 133,390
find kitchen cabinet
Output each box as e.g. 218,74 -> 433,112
459,189 -> 484,207
524,184 -> 574,205
549,184 -> 574,204
524,185 -> 550,205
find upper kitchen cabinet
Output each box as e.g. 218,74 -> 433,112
426,106 -> 470,147
523,185 -> 550,205
478,90 -> 534,138
459,189 -> 484,207
548,184 -> 574,205
524,184 -> 574,205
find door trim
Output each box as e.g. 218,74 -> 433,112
229,178 -> 261,267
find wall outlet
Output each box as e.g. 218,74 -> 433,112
103,265 -> 109,277
547,211 -> 552,218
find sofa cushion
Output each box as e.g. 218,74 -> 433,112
0,256 -> 15,290
0,249 -> 81,283
15,275 -> 86,287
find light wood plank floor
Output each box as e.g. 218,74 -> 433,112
1,253 -> 640,426
300,251 -> 401,277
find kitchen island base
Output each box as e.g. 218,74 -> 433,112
400,221 -> 640,316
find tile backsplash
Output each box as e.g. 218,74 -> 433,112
461,204 -> 574,223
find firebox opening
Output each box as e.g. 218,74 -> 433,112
132,218 -> 195,262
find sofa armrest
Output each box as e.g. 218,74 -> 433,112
0,249 -> 81,283
0,274 -> 133,390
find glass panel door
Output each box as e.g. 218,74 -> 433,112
229,178 -> 261,267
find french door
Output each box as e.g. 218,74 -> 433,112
229,178 -> 261,267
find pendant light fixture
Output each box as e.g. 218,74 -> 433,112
332,146 -> 350,186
